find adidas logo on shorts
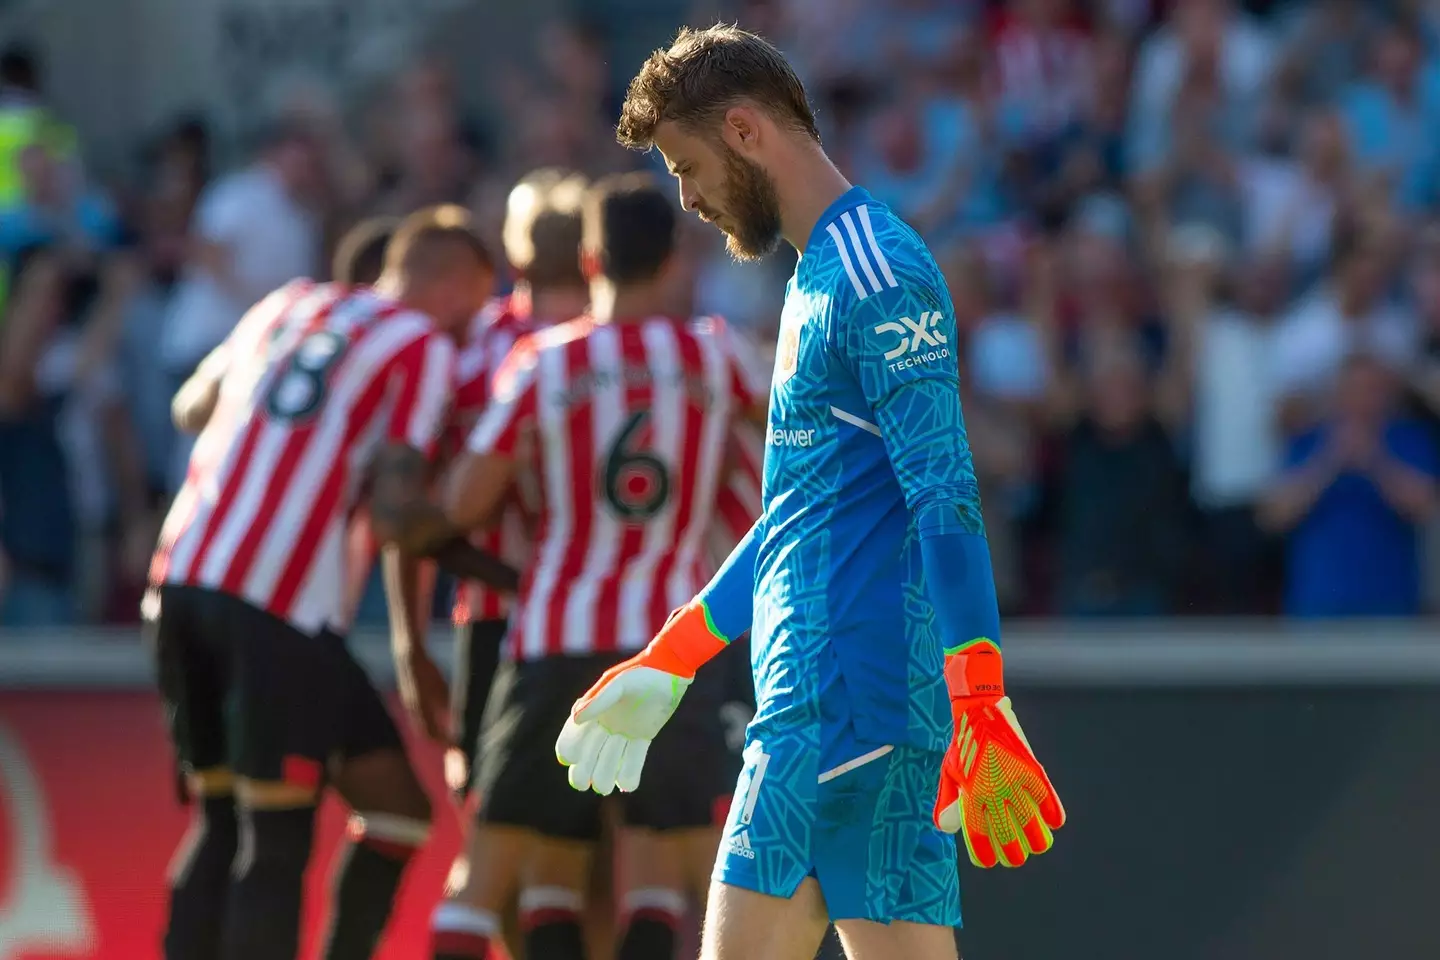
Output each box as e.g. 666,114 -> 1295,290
725,830 -> 756,860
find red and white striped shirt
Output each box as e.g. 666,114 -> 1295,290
152,280 -> 456,636
449,296 -> 537,624
707,421 -> 764,572
466,314 -> 768,660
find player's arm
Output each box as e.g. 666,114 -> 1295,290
171,341 -> 230,433
366,333 -> 519,588
439,340 -> 537,533
838,281 -> 1064,869
171,282 -> 304,433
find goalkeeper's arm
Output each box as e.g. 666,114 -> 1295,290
634,516 -> 761,677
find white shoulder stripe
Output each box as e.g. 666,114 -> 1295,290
825,221 -> 870,300
839,211 -> 883,294
857,206 -> 898,289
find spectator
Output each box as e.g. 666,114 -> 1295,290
0,246 -> 149,626
0,141 -> 120,261
0,247 -> 74,626
1052,347 -> 1190,616
1410,225 -> 1440,431
1133,51 -> 1246,247
0,43 -> 80,213
1028,29 -> 1132,220
1336,14 -> 1440,211
990,0 -> 1096,151
1162,231 -> 1287,613
1271,225 -> 1416,431
1236,108 -> 1348,287
158,119 -> 321,489
1128,0 -> 1275,176
1274,0 -> 1380,107
948,244 -> 1043,612
1405,225 -> 1440,608
1260,352 -> 1439,617
1036,196 -> 1168,427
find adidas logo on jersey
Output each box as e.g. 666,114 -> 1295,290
725,830 -> 757,860
873,311 -> 950,372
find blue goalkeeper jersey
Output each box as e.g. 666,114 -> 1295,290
752,187 -> 983,754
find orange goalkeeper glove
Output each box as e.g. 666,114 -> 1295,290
556,601 -> 727,795
934,639 -> 1065,868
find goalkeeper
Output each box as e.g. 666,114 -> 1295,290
558,24 -> 1065,960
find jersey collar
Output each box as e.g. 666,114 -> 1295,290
801,186 -> 874,258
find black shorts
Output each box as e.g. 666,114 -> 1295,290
453,618 -> 508,791
147,584 -> 403,786
476,651 -> 734,841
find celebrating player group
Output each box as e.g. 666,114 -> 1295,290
146,23 -> 1064,960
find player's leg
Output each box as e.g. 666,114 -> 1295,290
616,665 -> 733,960
505,655 -> 626,960
614,827 -> 708,960
519,837 -> 594,960
699,879 -> 830,960
431,656 -> 550,960
149,586 -> 237,960
450,618 -> 507,802
834,921 -> 958,960
433,824 -> 531,960
322,643 -> 433,960
217,597 -> 347,960
821,746 -> 961,960
705,726 -> 833,960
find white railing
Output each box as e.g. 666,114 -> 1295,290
2,618 -> 1439,688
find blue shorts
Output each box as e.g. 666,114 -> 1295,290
712,724 -> 961,926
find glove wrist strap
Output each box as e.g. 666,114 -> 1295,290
642,600 -> 729,679
943,638 -> 1005,700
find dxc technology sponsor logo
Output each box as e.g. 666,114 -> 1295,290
873,311 -> 950,372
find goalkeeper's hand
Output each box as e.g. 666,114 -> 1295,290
934,639 -> 1065,868
556,602 -> 725,795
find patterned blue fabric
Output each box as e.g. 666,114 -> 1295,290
714,731 -> 960,925
752,186 -> 979,756
719,187 -> 980,923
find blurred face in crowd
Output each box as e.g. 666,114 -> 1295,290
1299,110 -> 1347,180
1175,0 -> 1227,56
1337,241 -> 1390,311
401,112 -> 464,194
1235,257 -> 1290,317
941,245 -> 990,330
1014,0 -> 1067,28
1086,352 -> 1151,435
1067,229 -> 1130,311
875,102 -> 924,174
1091,33 -> 1132,123
540,21 -> 607,101
652,118 -> 784,262
19,144 -> 64,208
1409,247 -> 1440,327
270,134 -> 323,201
1374,27 -> 1421,91
1335,355 -> 1396,423
400,61 -> 454,114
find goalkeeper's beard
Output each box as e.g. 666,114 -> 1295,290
714,144 -> 784,263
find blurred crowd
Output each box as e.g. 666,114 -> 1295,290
3,0 -> 1440,630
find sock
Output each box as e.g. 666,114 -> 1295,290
322,813 -> 430,960
618,887 -> 686,960
520,886 -> 586,960
164,795 -> 238,960
220,805 -> 316,960
432,902 -> 499,960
